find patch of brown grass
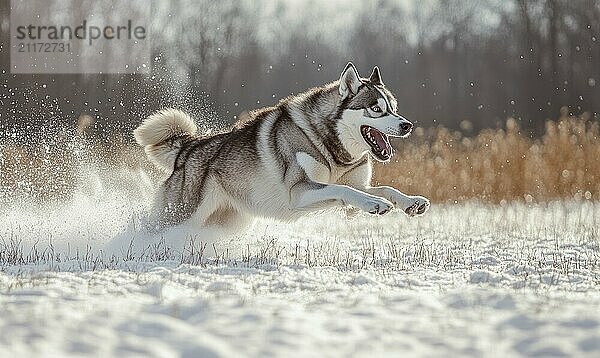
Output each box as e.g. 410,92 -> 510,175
375,112 -> 600,203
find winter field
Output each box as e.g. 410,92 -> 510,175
1,167 -> 599,357
2,0 -> 599,355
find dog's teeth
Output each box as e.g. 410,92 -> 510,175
381,149 -> 386,156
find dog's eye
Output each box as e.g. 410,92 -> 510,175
370,105 -> 382,113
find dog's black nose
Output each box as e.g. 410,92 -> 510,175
400,122 -> 413,134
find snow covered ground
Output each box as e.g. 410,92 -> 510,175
1,171 -> 599,357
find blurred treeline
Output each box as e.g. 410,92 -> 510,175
0,0 -> 599,139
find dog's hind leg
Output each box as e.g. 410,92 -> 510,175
148,186 -> 199,231
203,205 -> 254,234
148,170 -> 208,230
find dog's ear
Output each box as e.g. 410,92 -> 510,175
369,66 -> 383,86
338,62 -> 362,100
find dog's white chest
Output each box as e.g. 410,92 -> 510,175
296,152 -> 331,183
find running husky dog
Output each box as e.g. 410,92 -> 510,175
134,62 -> 429,233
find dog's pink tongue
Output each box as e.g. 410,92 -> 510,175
371,129 -> 389,151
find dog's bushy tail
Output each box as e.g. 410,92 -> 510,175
134,109 -> 197,172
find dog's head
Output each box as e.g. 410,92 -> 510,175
336,62 -> 412,162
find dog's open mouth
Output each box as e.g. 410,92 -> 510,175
360,125 -> 392,161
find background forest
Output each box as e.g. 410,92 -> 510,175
1,0 -> 598,135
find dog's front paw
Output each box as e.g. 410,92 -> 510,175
404,196 -> 430,217
357,196 -> 394,216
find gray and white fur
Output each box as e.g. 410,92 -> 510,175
134,62 -> 430,233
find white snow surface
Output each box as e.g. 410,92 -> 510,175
1,170 -> 600,357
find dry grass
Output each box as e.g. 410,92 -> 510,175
376,111 -> 600,203
1,111 -> 599,203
